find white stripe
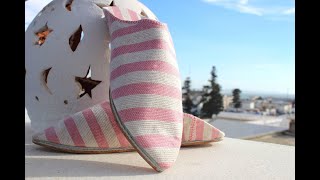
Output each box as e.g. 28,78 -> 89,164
219,131 -> 225,139
124,120 -> 182,137
113,94 -> 182,112
111,49 -> 178,70
144,147 -> 180,163
109,20 -> 137,33
110,71 -> 181,90
111,28 -> 175,53
103,7 -> 137,33
213,126 -> 225,139
55,121 -> 74,146
182,115 -> 192,141
91,104 -> 121,148
72,113 -> 98,147
126,9 -> 143,21
119,8 -> 133,21
203,121 -> 213,141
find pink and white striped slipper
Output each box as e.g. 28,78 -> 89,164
32,101 -> 224,153
104,7 -> 182,172
182,113 -> 225,146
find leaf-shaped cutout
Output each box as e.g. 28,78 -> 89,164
43,68 -> 51,83
66,0 -> 73,11
35,23 -> 53,46
42,67 -> 52,94
140,10 -> 147,17
69,25 -> 83,52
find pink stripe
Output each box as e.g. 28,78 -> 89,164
100,101 -> 130,147
118,108 -> 183,123
189,118 -> 196,141
82,109 -> 109,148
111,6 -> 124,20
195,119 -> 204,141
111,39 -> 174,59
135,134 -> 180,148
45,127 -> 60,144
128,9 -> 139,21
111,82 -> 181,100
158,162 -> 174,170
111,60 -> 179,80
64,117 -> 86,147
111,21 -> 168,41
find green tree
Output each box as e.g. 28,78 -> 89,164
182,77 -> 193,114
201,66 -> 224,118
232,88 -> 242,111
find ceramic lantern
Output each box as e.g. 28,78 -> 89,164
25,0 -> 157,132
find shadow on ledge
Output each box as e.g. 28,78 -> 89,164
25,157 -> 156,177
25,143 -> 135,157
26,140 -> 216,157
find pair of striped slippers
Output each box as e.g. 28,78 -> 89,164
33,6 -> 225,172
32,101 -> 224,162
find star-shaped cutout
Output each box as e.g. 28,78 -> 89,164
75,66 -> 102,99
35,23 -> 52,46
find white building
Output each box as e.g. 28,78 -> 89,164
283,104 -> 293,114
266,108 -> 277,116
242,101 -> 255,110
223,95 -> 233,110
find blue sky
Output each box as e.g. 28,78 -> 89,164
25,0 -> 295,95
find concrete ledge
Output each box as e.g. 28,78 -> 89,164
210,119 -> 287,139
25,122 -> 295,180
217,112 -> 281,121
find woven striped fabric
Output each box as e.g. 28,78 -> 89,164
33,101 -> 130,149
104,6 -> 182,171
182,113 -> 225,143
32,101 -> 225,150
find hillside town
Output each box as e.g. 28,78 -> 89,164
186,91 -> 295,117
182,66 -> 295,146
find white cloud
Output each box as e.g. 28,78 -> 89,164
25,0 -> 52,30
202,0 -> 294,17
203,0 -> 263,16
239,0 -> 248,5
236,4 -> 263,16
283,7 -> 295,15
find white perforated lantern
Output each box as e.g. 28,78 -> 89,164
25,0 -> 157,132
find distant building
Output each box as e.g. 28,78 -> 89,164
271,102 -> 293,115
283,104 -> 293,114
266,108 -> 277,116
223,95 -> 233,110
250,102 -> 255,109
242,100 -> 255,110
